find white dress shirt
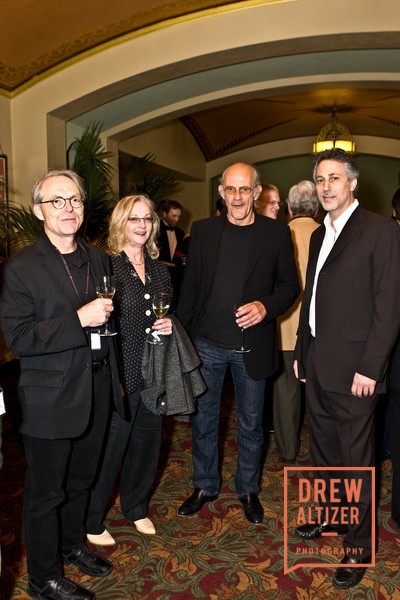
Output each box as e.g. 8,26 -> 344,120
309,200 -> 359,337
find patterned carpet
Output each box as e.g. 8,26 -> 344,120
0,361 -> 399,600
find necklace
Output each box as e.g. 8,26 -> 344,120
126,252 -> 145,266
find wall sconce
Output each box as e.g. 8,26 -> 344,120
313,107 -> 355,154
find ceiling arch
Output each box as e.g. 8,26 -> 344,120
57,33 -> 400,161
6,0 -> 400,205
2,0 -> 255,94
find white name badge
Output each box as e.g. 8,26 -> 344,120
90,332 -> 102,350
0,388 -> 5,416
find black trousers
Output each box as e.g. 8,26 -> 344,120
23,367 -> 111,582
86,387 -> 162,534
389,336 -> 400,526
306,339 -> 377,557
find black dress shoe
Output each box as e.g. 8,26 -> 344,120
178,488 -> 218,516
63,545 -> 112,577
239,493 -> 264,524
333,554 -> 371,589
295,521 -> 349,539
28,576 -> 95,599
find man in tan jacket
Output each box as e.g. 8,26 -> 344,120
273,180 -> 319,462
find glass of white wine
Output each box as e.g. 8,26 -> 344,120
95,275 -> 117,336
147,291 -> 171,345
233,304 -> 251,353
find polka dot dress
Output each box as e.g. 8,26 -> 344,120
111,251 -> 173,394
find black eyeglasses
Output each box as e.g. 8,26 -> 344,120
39,196 -> 84,210
223,186 -> 255,196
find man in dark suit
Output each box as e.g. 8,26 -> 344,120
176,162 -> 299,524
0,170 -> 124,600
157,199 -> 186,311
294,149 -> 400,589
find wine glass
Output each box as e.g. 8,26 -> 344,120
95,275 -> 117,336
147,292 -> 171,345
233,304 -> 251,353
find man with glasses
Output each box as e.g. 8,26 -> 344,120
254,183 -> 283,435
254,182 -> 282,220
0,169 -> 124,600
177,162 -> 299,524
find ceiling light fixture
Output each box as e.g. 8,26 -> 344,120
313,106 -> 355,154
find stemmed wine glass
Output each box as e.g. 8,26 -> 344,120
147,292 -> 171,345
95,275 -> 117,336
233,304 -> 251,353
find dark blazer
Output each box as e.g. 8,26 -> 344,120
0,234 -> 124,439
157,220 -> 186,263
294,206 -> 400,394
176,213 -> 300,380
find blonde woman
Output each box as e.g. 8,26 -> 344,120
86,195 -> 173,545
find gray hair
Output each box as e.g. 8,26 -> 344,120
287,180 -> 319,217
32,169 -> 86,205
312,148 -> 359,183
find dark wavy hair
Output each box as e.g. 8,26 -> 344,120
312,148 -> 359,183
392,187 -> 400,220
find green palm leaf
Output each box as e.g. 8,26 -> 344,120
0,203 -> 43,253
68,121 -> 117,242
119,152 -> 182,211
0,123 -> 181,254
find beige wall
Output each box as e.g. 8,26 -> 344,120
0,96 -> 12,193
0,97 -> 11,154
119,120 -> 207,227
120,121 -> 205,181
178,181 -> 209,232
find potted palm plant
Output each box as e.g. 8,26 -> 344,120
0,122 -> 116,252
0,123 -> 182,252
67,121 -> 116,245
119,152 -> 182,213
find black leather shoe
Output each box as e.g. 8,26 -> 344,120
333,554 -> 371,589
27,576 -> 95,599
239,493 -> 264,524
380,449 -> 391,462
295,521 -> 349,539
63,545 -> 112,577
178,488 -> 218,516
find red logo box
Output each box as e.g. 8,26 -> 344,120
283,466 -> 375,574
